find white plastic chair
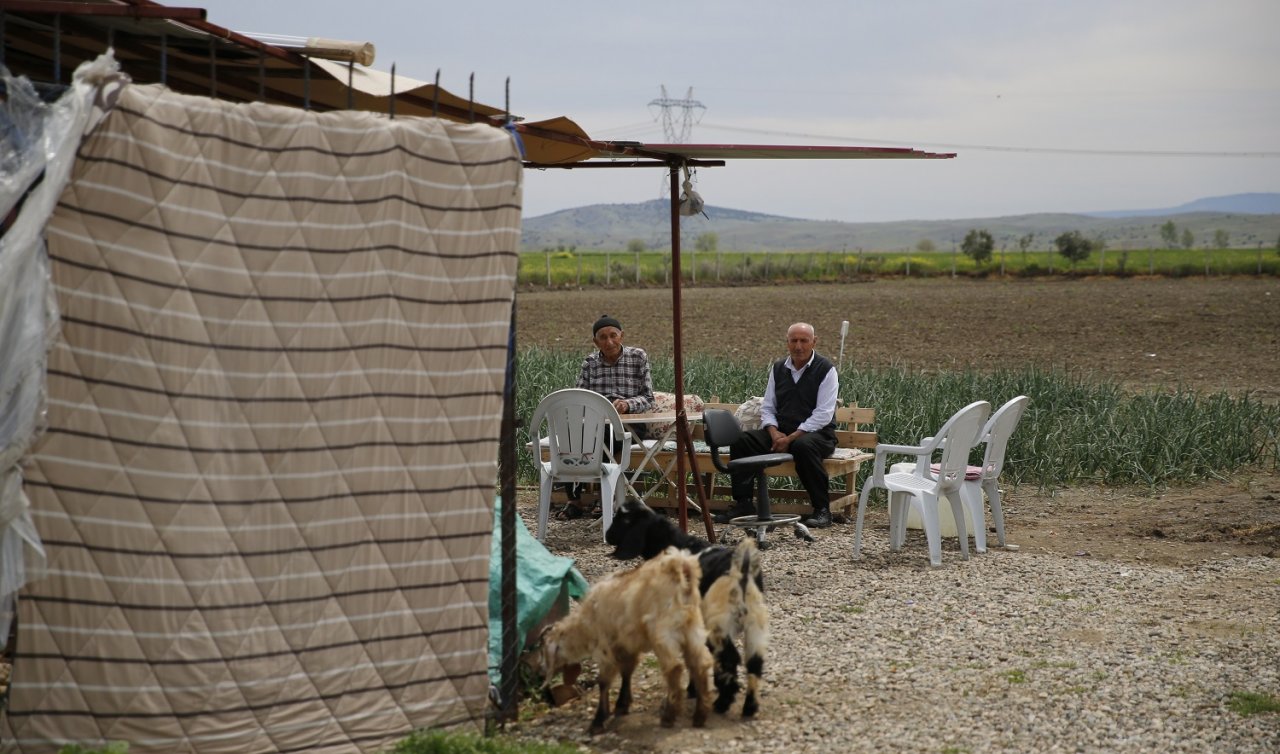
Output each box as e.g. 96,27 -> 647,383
530,388 -> 632,543
958,395 -> 1031,550
853,400 -> 991,567
894,395 -> 1031,553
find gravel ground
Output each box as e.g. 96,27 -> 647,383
504,496 -> 1280,754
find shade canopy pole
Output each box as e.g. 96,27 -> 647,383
668,163 -> 715,539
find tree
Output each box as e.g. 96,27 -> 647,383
916,239 -> 936,253
626,238 -> 646,254
1181,228 -> 1195,251
961,229 -> 994,265
1054,230 -> 1092,269
1159,220 -> 1178,249
694,232 -> 718,253
1213,229 -> 1229,249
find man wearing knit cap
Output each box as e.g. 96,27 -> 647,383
577,314 -> 655,417
558,315 -> 655,517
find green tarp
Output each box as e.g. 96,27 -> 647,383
488,497 -> 589,684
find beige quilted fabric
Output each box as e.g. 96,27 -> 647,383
2,83 -> 521,753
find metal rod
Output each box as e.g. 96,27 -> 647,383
669,163 -> 692,534
0,2 -> 205,19
303,59 -> 310,110
468,72 -> 474,121
498,298 -> 519,722
53,13 -> 61,82
389,63 -> 395,119
432,69 -> 439,116
346,60 -> 353,109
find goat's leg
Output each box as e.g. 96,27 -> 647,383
740,588 -> 769,717
589,664 -> 616,735
709,636 -> 742,714
683,640 -> 715,727
614,652 -> 637,716
652,643 -> 686,727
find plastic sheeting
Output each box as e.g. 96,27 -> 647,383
0,54 -> 124,645
487,496 -> 587,686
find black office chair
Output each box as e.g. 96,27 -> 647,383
702,409 -> 804,548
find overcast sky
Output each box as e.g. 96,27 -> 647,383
207,0 -> 1279,223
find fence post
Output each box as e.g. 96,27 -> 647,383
1204,247 -> 1210,278
606,251 -> 611,286
1098,247 -> 1105,275
1149,247 -> 1154,275
1000,245 -> 1006,277
857,248 -> 864,275
716,250 -> 722,282
545,250 -> 551,288
576,254 -> 582,287
691,250 -> 697,284
1259,243 -> 1264,276
635,251 -> 641,284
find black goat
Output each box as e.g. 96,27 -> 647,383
606,497 -> 768,717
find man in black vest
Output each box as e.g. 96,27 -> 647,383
713,322 -> 839,528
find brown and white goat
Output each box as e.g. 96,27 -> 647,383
606,497 -> 769,717
537,548 -> 714,735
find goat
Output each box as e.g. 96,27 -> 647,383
536,548 -> 714,735
606,497 -> 768,717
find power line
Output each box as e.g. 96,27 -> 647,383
697,121 -> 1280,158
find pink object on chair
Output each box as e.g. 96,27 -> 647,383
932,464 -> 983,481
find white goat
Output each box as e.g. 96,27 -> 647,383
606,497 -> 769,716
537,548 -> 714,735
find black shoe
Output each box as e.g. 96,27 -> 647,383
713,500 -> 756,524
804,509 -> 832,529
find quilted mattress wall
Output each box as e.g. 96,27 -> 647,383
2,82 -> 521,753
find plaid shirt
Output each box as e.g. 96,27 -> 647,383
576,345 -> 655,414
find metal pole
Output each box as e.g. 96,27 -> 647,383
389,63 -> 396,119
668,164 -> 712,539
838,320 -> 849,372
53,13 -> 61,82
670,164 -> 689,533
498,299 -> 519,722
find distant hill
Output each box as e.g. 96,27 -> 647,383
521,194 -> 1280,252
1084,192 -> 1280,218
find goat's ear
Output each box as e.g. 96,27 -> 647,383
610,516 -> 653,560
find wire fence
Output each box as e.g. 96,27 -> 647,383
518,247 -> 1280,288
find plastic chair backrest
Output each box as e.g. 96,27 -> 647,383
978,395 -> 1030,480
530,388 -> 626,477
701,409 -> 742,474
933,401 -> 991,491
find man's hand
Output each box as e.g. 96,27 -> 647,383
612,398 -> 630,414
769,427 -> 804,453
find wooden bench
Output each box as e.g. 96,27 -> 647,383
632,402 -> 876,521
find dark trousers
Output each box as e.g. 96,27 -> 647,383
730,428 -> 837,511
